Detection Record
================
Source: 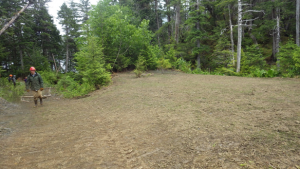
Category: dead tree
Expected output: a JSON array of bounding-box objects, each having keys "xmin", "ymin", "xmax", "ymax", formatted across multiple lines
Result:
[
  {"xmin": 0, "ymin": 1, "xmax": 33, "ymax": 36},
  {"xmin": 297, "ymin": 0, "xmax": 300, "ymax": 46},
  {"xmin": 236, "ymin": 0, "xmax": 264, "ymax": 73}
]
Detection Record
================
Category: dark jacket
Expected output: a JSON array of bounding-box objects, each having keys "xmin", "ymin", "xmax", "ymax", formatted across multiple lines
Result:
[
  {"xmin": 26, "ymin": 72, "xmax": 44, "ymax": 91},
  {"xmin": 8, "ymin": 76, "xmax": 16, "ymax": 84}
]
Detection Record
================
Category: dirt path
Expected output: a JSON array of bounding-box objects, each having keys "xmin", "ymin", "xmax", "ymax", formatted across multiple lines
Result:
[{"xmin": 1, "ymin": 72, "xmax": 300, "ymax": 168}]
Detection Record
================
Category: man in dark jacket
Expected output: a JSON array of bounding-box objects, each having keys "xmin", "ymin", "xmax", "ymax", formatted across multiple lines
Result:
[
  {"xmin": 26, "ymin": 67, "xmax": 44, "ymax": 107},
  {"xmin": 8, "ymin": 74, "xmax": 16, "ymax": 86},
  {"xmin": 8, "ymin": 74, "xmax": 12, "ymax": 82}
]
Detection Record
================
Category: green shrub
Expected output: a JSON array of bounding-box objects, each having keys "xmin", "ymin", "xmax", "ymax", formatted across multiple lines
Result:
[
  {"xmin": 252, "ymin": 68, "xmax": 266, "ymax": 77},
  {"xmin": 39, "ymin": 71, "xmax": 59, "ymax": 86},
  {"xmin": 265, "ymin": 68, "xmax": 278, "ymax": 77},
  {"xmin": 56, "ymin": 75, "xmax": 94, "ymax": 98},
  {"xmin": 0, "ymin": 78, "xmax": 25, "ymax": 102},
  {"xmin": 176, "ymin": 58, "xmax": 192, "ymax": 73},
  {"xmin": 134, "ymin": 56, "xmax": 146, "ymax": 78},
  {"xmin": 251, "ymin": 68, "xmax": 278, "ymax": 78},
  {"xmin": 75, "ymin": 36, "xmax": 111, "ymax": 88},
  {"xmin": 157, "ymin": 58, "xmax": 172, "ymax": 73},
  {"xmin": 143, "ymin": 45, "xmax": 161, "ymax": 70},
  {"xmin": 292, "ymin": 46, "xmax": 300, "ymax": 71},
  {"xmin": 215, "ymin": 67, "xmax": 238, "ymax": 76},
  {"xmin": 164, "ymin": 47, "xmax": 177, "ymax": 68},
  {"xmin": 241, "ymin": 45, "xmax": 265, "ymax": 74},
  {"xmin": 278, "ymin": 37, "xmax": 300, "ymax": 76},
  {"xmin": 192, "ymin": 68, "xmax": 202, "ymax": 74}
]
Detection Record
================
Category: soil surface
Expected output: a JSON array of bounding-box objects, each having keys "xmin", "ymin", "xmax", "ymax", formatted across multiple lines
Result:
[{"xmin": 1, "ymin": 71, "xmax": 300, "ymax": 169}]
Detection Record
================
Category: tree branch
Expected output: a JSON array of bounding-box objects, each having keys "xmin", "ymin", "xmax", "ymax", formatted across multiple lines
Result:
[
  {"xmin": 0, "ymin": 1, "xmax": 32, "ymax": 36},
  {"xmin": 243, "ymin": 10, "xmax": 265, "ymax": 14}
]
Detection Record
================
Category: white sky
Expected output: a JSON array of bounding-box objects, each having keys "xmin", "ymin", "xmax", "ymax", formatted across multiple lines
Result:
[{"xmin": 46, "ymin": 0, "xmax": 99, "ymax": 35}]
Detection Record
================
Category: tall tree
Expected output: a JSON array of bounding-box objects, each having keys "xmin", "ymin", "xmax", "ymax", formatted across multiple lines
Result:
[
  {"xmin": 78, "ymin": 0, "xmax": 91, "ymax": 23},
  {"xmin": 58, "ymin": 3, "xmax": 72, "ymax": 73},
  {"xmin": 228, "ymin": 4, "xmax": 235, "ymax": 65},
  {"xmin": 196, "ymin": 0, "xmax": 200, "ymax": 68},
  {"xmin": 175, "ymin": 0, "xmax": 181, "ymax": 43},
  {"xmin": 236, "ymin": 0, "xmax": 264, "ymax": 73},
  {"xmin": 155, "ymin": 0, "xmax": 160, "ymax": 45},
  {"xmin": 58, "ymin": 2, "xmax": 79, "ymax": 72},
  {"xmin": 165, "ymin": 0, "xmax": 172, "ymax": 43},
  {"xmin": 236, "ymin": 0, "xmax": 242, "ymax": 73},
  {"xmin": 297, "ymin": 0, "xmax": 300, "ymax": 46}
]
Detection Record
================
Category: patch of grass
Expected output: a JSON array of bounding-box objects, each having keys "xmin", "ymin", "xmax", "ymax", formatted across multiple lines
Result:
[{"xmin": 0, "ymin": 78, "xmax": 25, "ymax": 102}]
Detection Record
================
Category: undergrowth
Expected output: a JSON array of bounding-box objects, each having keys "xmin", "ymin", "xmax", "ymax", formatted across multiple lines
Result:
[{"xmin": 0, "ymin": 78, "xmax": 25, "ymax": 102}]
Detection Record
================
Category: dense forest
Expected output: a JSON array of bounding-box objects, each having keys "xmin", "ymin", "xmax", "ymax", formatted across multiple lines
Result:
[{"xmin": 0, "ymin": 0, "xmax": 300, "ymax": 97}]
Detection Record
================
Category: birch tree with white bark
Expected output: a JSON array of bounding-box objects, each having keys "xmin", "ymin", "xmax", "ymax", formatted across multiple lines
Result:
[
  {"xmin": 196, "ymin": 0, "xmax": 201, "ymax": 68},
  {"xmin": 236, "ymin": 0, "xmax": 264, "ymax": 73},
  {"xmin": 297, "ymin": 0, "xmax": 300, "ymax": 46}
]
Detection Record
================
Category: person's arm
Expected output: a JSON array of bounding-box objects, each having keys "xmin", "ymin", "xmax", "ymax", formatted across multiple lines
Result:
[{"xmin": 38, "ymin": 74, "xmax": 44, "ymax": 88}]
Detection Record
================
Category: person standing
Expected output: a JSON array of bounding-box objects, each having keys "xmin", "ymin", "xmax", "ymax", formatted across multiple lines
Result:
[
  {"xmin": 12, "ymin": 75, "xmax": 16, "ymax": 86},
  {"xmin": 26, "ymin": 67, "xmax": 44, "ymax": 107},
  {"xmin": 8, "ymin": 74, "xmax": 16, "ymax": 86}
]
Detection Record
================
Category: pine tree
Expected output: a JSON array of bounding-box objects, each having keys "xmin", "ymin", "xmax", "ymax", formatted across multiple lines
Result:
[{"xmin": 58, "ymin": 2, "xmax": 79, "ymax": 72}]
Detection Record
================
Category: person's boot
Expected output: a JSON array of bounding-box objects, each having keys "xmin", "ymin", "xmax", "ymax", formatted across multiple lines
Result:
[
  {"xmin": 40, "ymin": 98, "xmax": 43, "ymax": 105},
  {"xmin": 34, "ymin": 100, "xmax": 38, "ymax": 108}
]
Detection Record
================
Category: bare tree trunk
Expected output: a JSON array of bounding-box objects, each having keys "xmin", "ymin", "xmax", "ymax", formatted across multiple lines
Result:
[
  {"xmin": 297, "ymin": 0, "xmax": 300, "ymax": 46},
  {"xmin": 272, "ymin": 0, "xmax": 276, "ymax": 62},
  {"xmin": 276, "ymin": 10, "xmax": 280, "ymax": 70},
  {"xmin": 236, "ymin": 0, "xmax": 242, "ymax": 73},
  {"xmin": 228, "ymin": 5, "xmax": 235, "ymax": 66},
  {"xmin": 20, "ymin": 47, "xmax": 24, "ymax": 71},
  {"xmin": 196, "ymin": 0, "xmax": 200, "ymax": 69},
  {"xmin": 165, "ymin": 0, "xmax": 172, "ymax": 43},
  {"xmin": 248, "ymin": 1, "xmax": 258, "ymax": 48},
  {"xmin": 0, "ymin": 2, "xmax": 31, "ymax": 36},
  {"xmin": 65, "ymin": 28, "xmax": 69, "ymax": 73},
  {"xmin": 175, "ymin": 0, "xmax": 181, "ymax": 44},
  {"xmin": 155, "ymin": 0, "xmax": 160, "ymax": 46}
]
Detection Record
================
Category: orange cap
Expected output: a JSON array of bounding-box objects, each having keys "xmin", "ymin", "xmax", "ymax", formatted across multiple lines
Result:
[
  {"xmin": 30, "ymin": 67, "xmax": 36, "ymax": 71},
  {"xmin": 9, "ymin": 74, "xmax": 12, "ymax": 77}
]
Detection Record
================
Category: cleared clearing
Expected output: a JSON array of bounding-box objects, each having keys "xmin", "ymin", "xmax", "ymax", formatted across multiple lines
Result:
[{"xmin": 1, "ymin": 71, "xmax": 300, "ymax": 168}]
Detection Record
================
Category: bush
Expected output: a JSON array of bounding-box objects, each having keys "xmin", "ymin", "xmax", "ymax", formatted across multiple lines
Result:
[
  {"xmin": 176, "ymin": 58, "xmax": 192, "ymax": 73},
  {"xmin": 56, "ymin": 75, "xmax": 94, "ymax": 98},
  {"xmin": 251, "ymin": 68, "xmax": 278, "ymax": 78},
  {"xmin": 143, "ymin": 45, "xmax": 161, "ymax": 70},
  {"xmin": 215, "ymin": 67, "xmax": 239, "ymax": 76},
  {"xmin": 0, "ymin": 78, "xmax": 25, "ymax": 102},
  {"xmin": 39, "ymin": 71, "xmax": 59, "ymax": 86},
  {"xmin": 241, "ymin": 45, "xmax": 265, "ymax": 74},
  {"xmin": 75, "ymin": 36, "xmax": 111, "ymax": 88},
  {"xmin": 134, "ymin": 56, "xmax": 146, "ymax": 77},
  {"xmin": 157, "ymin": 58, "xmax": 172, "ymax": 73},
  {"xmin": 164, "ymin": 47, "xmax": 177, "ymax": 68},
  {"xmin": 278, "ymin": 37, "xmax": 300, "ymax": 76}
]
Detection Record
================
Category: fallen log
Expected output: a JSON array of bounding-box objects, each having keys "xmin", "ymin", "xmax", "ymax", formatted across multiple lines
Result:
[{"xmin": 21, "ymin": 95, "xmax": 51, "ymax": 98}]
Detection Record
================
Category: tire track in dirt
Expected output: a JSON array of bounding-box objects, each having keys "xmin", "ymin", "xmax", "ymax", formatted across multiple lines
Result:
[{"xmin": 96, "ymin": 113, "xmax": 147, "ymax": 169}]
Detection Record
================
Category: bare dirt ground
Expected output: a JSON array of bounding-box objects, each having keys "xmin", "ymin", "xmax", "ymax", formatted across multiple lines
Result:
[{"xmin": 1, "ymin": 71, "xmax": 300, "ymax": 169}]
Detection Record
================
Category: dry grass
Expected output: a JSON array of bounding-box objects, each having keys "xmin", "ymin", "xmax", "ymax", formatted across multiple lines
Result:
[{"xmin": 1, "ymin": 71, "xmax": 300, "ymax": 168}]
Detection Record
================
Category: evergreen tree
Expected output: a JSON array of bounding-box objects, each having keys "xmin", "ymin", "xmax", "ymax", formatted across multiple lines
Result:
[{"xmin": 58, "ymin": 2, "xmax": 79, "ymax": 72}]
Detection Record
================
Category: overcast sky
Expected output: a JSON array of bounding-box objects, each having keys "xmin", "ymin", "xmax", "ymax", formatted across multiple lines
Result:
[{"xmin": 46, "ymin": 0, "xmax": 99, "ymax": 35}]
